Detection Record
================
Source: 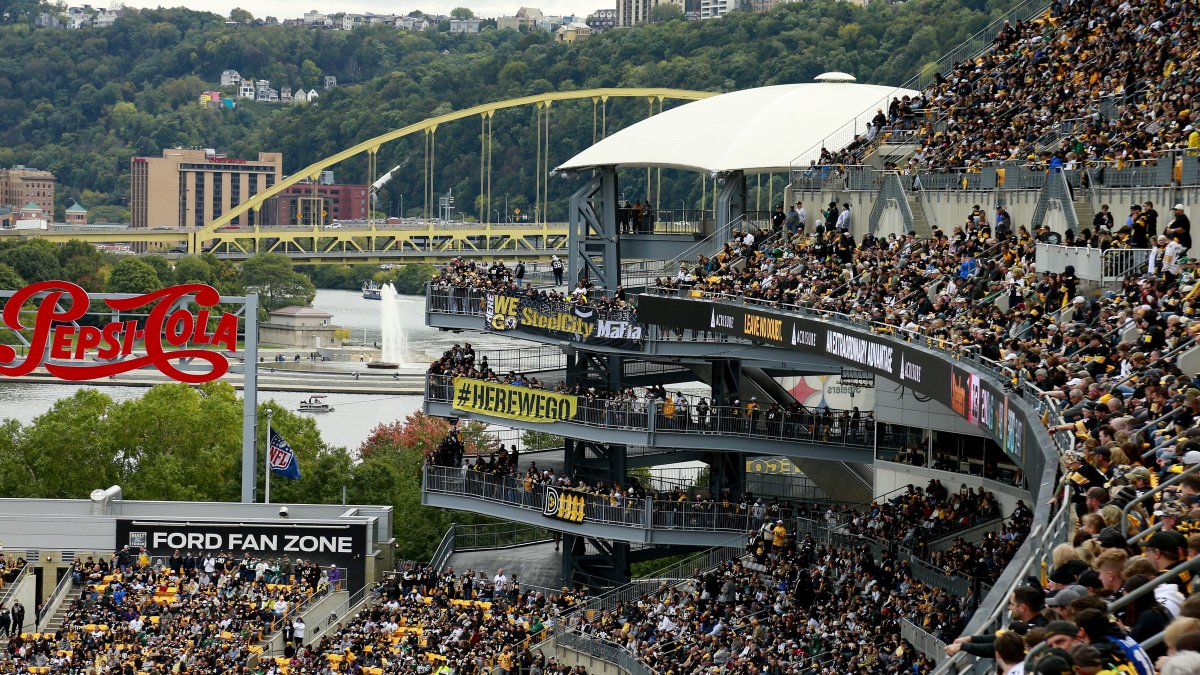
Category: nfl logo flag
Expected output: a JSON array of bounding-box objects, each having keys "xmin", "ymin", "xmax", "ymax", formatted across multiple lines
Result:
[{"xmin": 268, "ymin": 429, "xmax": 301, "ymax": 480}]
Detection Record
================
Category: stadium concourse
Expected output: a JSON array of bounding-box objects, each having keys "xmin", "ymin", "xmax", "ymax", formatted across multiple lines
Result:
[{"xmin": 425, "ymin": 160, "xmax": 1200, "ymax": 675}]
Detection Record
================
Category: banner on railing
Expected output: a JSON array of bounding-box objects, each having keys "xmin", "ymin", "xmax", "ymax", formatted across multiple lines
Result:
[
  {"xmin": 639, "ymin": 294, "xmax": 1031, "ymax": 463},
  {"xmin": 452, "ymin": 377, "xmax": 578, "ymax": 423},
  {"xmin": 544, "ymin": 486, "xmax": 586, "ymax": 523},
  {"xmin": 484, "ymin": 293, "xmax": 644, "ymax": 350}
]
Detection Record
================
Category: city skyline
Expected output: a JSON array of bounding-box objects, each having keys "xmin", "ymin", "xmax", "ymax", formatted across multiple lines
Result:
[{"xmin": 120, "ymin": 0, "xmax": 593, "ymax": 20}]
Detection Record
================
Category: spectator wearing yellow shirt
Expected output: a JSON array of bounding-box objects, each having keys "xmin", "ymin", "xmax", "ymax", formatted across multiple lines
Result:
[
  {"xmin": 497, "ymin": 648, "xmax": 515, "ymax": 675},
  {"xmin": 772, "ymin": 520, "xmax": 787, "ymax": 549}
]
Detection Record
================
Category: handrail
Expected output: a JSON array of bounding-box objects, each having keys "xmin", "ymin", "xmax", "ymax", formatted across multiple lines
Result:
[
  {"xmin": 0, "ymin": 564, "xmax": 29, "ymax": 608},
  {"xmin": 1108, "ymin": 554, "xmax": 1200, "ymax": 613},
  {"xmin": 262, "ymin": 580, "xmax": 340, "ymax": 653},
  {"xmin": 430, "ymin": 523, "xmax": 456, "ymax": 571},
  {"xmin": 1120, "ymin": 463, "xmax": 1200, "ymax": 538},
  {"xmin": 1137, "ymin": 408, "xmax": 1187, "ymax": 461},
  {"xmin": 303, "ymin": 581, "xmax": 378, "ymax": 647},
  {"xmin": 35, "ymin": 566, "xmax": 74, "ymax": 630}
]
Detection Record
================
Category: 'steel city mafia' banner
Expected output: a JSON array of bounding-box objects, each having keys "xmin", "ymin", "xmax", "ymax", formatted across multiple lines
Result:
[
  {"xmin": 637, "ymin": 294, "xmax": 1027, "ymax": 462},
  {"xmin": 451, "ymin": 377, "xmax": 578, "ymax": 423},
  {"xmin": 115, "ymin": 518, "xmax": 369, "ymax": 591},
  {"xmin": 484, "ymin": 293, "xmax": 644, "ymax": 350}
]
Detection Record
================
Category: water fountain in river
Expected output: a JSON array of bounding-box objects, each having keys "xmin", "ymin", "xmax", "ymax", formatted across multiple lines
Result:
[{"xmin": 368, "ymin": 283, "xmax": 405, "ymax": 369}]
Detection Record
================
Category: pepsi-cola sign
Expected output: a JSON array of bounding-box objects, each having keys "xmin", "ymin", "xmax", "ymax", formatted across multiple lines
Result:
[{"xmin": 0, "ymin": 281, "xmax": 238, "ymax": 384}]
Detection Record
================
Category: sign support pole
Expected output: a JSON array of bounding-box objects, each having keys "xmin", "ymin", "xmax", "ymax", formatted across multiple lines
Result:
[
  {"xmin": 265, "ymin": 409, "xmax": 274, "ymax": 504},
  {"xmin": 241, "ymin": 293, "xmax": 259, "ymax": 503}
]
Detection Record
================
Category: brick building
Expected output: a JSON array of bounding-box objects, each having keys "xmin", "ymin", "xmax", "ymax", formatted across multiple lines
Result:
[
  {"xmin": 0, "ymin": 166, "xmax": 56, "ymax": 215},
  {"xmin": 274, "ymin": 182, "xmax": 369, "ymax": 227},
  {"xmin": 130, "ymin": 149, "xmax": 282, "ymax": 229}
]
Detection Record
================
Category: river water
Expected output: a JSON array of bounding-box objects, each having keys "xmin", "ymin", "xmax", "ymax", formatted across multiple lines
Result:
[{"xmin": 0, "ymin": 289, "xmax": 516, "ymax": 450}]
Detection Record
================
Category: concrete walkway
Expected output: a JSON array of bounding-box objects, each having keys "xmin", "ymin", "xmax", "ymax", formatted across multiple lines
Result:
[{"xmin": 446, "ymin": 541, "xmax": 564, "ymax": 591}]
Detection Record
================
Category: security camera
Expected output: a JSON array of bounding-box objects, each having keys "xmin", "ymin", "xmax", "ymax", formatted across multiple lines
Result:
[{"xmin": 279, "ymin": 506, "xmax": 289, "ymax": 518}]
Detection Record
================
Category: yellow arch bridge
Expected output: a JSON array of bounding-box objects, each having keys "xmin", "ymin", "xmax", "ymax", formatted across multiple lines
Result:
[{"xmin": 0, "ymin": 88, "xmax": 716, "ymax": 265}]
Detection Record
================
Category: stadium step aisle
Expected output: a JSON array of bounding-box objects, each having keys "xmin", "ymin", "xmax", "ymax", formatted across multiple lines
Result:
[{"xmin": 40, "ymin": 584, "xmax": 83, "ymax": 635}]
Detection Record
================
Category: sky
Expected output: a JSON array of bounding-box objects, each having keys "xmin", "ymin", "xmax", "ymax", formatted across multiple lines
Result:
[{"xmin": 120, "ymin": 0, "xmax": 597, "ymax": 20}]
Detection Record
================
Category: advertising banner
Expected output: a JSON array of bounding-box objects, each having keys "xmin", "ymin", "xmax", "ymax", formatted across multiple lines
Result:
[
  {"xmin": 451, "ymin": 377, "xmax": 578, "ymax": 423},
  {"xmin": 115, "ymin": 518, "xmax": 369, "ymax": 591},
  {"xmin": 484, "ymin": 293, "xmax": 644, "ymax": 350},
  {"xmin": 0, "ymin": 281, "xmax": 238, "ymax": 384},
  {"xmin": 637, "ymin": 294, "xmax": 1028, "ymax": 463},
  {"xmin": 543, "ymin": 486, "xmax": 586, "ymax": 523},
  {"xmin": 637, "ymin": 294, "xmax": 948, "ymax": 400}
]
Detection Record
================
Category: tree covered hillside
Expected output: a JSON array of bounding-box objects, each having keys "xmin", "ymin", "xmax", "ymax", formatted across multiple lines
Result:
[{"xmin": 0, "ymin": 0, "xmax": 1017, "ymax": 220}]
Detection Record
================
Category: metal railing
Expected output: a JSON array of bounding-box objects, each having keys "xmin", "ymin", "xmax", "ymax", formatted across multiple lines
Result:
[
  {"xmin": 901, "ymin": 618, "xmax": 949, "ymax": 662},
  {"xmin": 303, "ymin": 581, "xmax": 378, "ymax": 647},
  {"xmin": 616, "ymin": 208, "xmax": 707, "ymax": 236},
  {"xmin": 0, "ymin": 564, "xmax": 28, "ymax": 609},
  {"xmin": 452, "ymin": 522, "xmax": 553, "ymax": 551},
  {"xmin": 427, "ymin": 374, "xmax": 875, "ymax": 448},
  {"xmin": 1035, "ymin": 243, "xmax": 1154, "ymax": 282},
  {"xmin": 425, "ymin": 465, "xmax": 862, "ymax": 538},
  {"xmin": 35, "ymin": 567, "xmax": 74, "ymax": 630},
  {"xmin": 554, "ymin": 626, "xmax": 655, "ymax": 675}
]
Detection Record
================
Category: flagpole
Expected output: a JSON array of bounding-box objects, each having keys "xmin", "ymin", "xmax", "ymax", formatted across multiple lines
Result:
[{"xmin": 265, "ymin": 409, "xmax": 274, "ymax": 504}]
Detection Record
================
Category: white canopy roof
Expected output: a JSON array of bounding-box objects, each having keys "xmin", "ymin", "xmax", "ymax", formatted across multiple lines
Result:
[{"xmin": 558, "ymin": 77, "xmax": 919, "ymax": 175}]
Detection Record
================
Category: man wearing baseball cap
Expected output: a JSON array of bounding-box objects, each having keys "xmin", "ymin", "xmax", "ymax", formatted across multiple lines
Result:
[{"xmin": 1140, "ymin": 530, "xmax": 1192, "ymax": 596}]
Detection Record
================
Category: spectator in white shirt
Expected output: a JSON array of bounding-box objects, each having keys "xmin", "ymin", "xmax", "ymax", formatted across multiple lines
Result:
[{"xmin": 835, "ymin": 203, "xmax": 852, "ymax": 231}]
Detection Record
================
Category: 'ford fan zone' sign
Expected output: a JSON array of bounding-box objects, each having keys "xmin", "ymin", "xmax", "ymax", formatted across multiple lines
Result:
[{"xmin": 0, "ymin": 281, "xmax": 238, "ymax": 384}]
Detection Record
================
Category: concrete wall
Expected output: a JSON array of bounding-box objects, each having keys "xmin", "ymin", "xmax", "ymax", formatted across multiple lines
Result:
[
  {"xmin": 554, "ymin": 640, "xmax": 629, "ymax": 675},
  {"xmin": 874, "ymin": 377, "xmax": 982, "ymax": 437},
  {"xmin": 4, "ymin": 571, "xmax": 36, "ymax": 635},
  {"xmin": 791, "ymin": 184, "xmax": 1200, "ymax": 238},
  {"xmin": 265, "ymin": 589, "xmax": 349, "ymax": 656},
  {"xmin": 874, "ymin": 460, "xmax": 1030, "ymax": 520}
]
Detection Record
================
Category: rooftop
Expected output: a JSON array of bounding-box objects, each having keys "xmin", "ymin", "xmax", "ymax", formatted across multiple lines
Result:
[{"xmin": 558, "ymin": 76, "xmax": 918, "ymax": 174}]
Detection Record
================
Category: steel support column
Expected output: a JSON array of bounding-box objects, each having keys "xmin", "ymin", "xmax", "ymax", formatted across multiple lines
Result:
[
  {"xmin": 562, "ymin": 535, "xmax": 630, "ymax": 589},
  {"xmin": 716, "ymin": 171, "xmax": 746, "ymax": 242},
  {"xmin": 567, "ymin": 167, "xmax": 621, "ymax": 290}
]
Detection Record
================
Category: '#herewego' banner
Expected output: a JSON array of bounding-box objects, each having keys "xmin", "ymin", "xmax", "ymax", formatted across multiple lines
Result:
[{"xmin": 451, "ymin": 377, "xmax": 578, "ymax": 423}]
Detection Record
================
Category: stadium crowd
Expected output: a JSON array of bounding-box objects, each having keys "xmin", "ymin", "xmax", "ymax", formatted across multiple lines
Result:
[
  {"xmin": 563, "ymin": 537, "xmax": 948, "ymax": 674},
  {"xmin": 421, "ymin": 179, "xmax": 1198, "ymax": 673},
  {"xmin": 274, "ymin": 565, "xmax": 588, "ymax": 675},
  {"xmin": 3, "ymin": 549, "xmax": 337, "ymax": 674},
  {"xmin": 905, "ymin": 0, "xmax": 1200, "ymax": 170}
]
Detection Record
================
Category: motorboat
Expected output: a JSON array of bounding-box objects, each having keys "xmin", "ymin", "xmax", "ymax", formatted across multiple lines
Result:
[
  {"xmin": 298, "ymin": 395, "xmax": 334, "ymax": 413},
  {"xmin": 362, "ymin": 280, "xmax": 382, "ymax": 300}
]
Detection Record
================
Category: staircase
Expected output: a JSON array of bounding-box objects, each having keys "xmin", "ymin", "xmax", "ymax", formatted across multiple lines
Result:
[
  {"xmin": 40, "ymin": 584, "xmax": 82, "ymax": 634},
  {"xmin": 740, "ymin": 368, "xmax": 873, "ymax": 504},
  {"xmin": 1073, "ymin": 197, "xmax": 1095, "ymax": 233},
  {"xmin": 906, "ymin": 195, "xmax": 933, "ymax": 238}
]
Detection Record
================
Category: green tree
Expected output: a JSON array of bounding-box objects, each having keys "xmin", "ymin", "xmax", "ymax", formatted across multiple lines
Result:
[
  {"xmin": 2, "ymin": 389, "xmax": 123, "ymax": 498},
  {"xmin": 173, "ymin": 256, "xmax": 216, "ymax": 285},
  {"xmin": 649, "ymin": 4, "xmax": 684, "ymax": 22},
  {"xmin": 0, "ymin": 263, "xmax": 25, "ymax": 290},
  {"xmin": 107, "ymin": 257, "xmax": 163, "ymax": 294},
  {"xmin": 521, "ymin": 429, "xmax": 563, "ymax": 451},
  {"xmin": 0, "ymin": 240, "xmax": 62, "ymax": 283},
  {"xmin": 229, "ymin": 7, "xmax": 255, "ymax": 23},
  {"xmin": 450, "ymin": 7, "xmax": 475, "ymax": 19},
  {"xmin": 240, "ymin": 253, "xmax": 317, "ymax": 313},
  {"xmin": 87, "ymin": 205, "xmax": 130, "ymax": 224}
]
